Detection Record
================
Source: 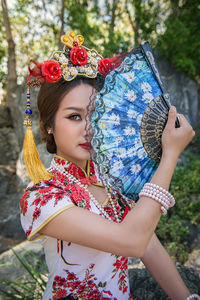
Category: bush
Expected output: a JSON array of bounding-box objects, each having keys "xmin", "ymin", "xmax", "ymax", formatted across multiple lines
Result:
[{"xmin": 156, "ymin": 154, "xmax": 200, "ymax": 263}]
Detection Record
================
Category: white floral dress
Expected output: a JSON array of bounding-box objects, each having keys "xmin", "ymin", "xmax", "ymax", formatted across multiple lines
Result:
[{"xmin": 20, "ymin": 156, "xmax": 135, "ymax": 300}]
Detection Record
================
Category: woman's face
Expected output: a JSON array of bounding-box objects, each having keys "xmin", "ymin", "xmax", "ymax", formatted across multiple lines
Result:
[{"xmin": 51, "ymin": 83, "xmax": 93, "ymax": 169}]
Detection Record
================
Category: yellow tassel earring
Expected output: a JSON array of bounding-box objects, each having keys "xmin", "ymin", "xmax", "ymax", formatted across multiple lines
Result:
[{"xmin": 23, "ymin": 87, "xmax": 53, "ymax": 184}]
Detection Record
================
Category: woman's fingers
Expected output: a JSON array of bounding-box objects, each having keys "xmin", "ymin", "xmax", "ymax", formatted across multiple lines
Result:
[
  {"xmin": 165, "ymin": 106, "xmax": 177, "ymax": 130},
  {"xmin": 161, "ymin": 106, "xmax": 195, "ymax": 159},
  {"xmin": 177, "ymin": 113, "xmax": 192, "ymax": 129},
  {"xmin": 177, "ymin": 114, "xmax": 195, "ymax": 138}
]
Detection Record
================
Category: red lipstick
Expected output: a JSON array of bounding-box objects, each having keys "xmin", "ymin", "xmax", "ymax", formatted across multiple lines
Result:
[{"xmin": 79, "ymin": 142, "xmax": 92, "ymax": 150}]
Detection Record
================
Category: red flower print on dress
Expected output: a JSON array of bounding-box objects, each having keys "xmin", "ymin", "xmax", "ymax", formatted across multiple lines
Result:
[
  {"xmin": 54, "ymin": 157, "xmax": 66, "ymax": 165},
  {"xmin": 20, "ymin": 192, "xmax": 29, "ymax": 215},
  {"xmin": 52, "ymin": 263, "xmax": 114, "ymax": 299},
  {"xmin": 111, "ymin": 255, "xmax": 129, "ymax": 294},
  {"xmin": 53, "ymin": 288, "xmax": 67, "ymax": 300},
  {"xmin": 33, "ymin": 197, "xmax": 41, "ymax": 206},
  {"xmin": 40, "ymin": 194, "xmax": 52, "ymax": 206},
  {"xmin": 33, "ymin": 207, "xmax": 41, "ymax": 220},
  {"xmin": 68, "ymin": 184, "xmax": 91, "ymax": 210},
  {"xmin": 54, "ymin": 275, "xmax": 61, "ymax": 282},
  {"xmin": 54, "ymin": 191, "xmax": 65, "ymax": 205},
  {"xmin": 113, "ymin": 256, "xmax": 128, "ymax": 272},
  {"xmin": 87, "ymin": 289, "xmax": 100, "ymax": 298},
  {"xmin": 103, "ymin": 193, "xmax": 123, "ymax": 222},
  {"xmin": 67, "ymin": 162, "xmax": 85, "ymax": 178},
  {"xmin": 37, "ymin": 187, "xmax": 53, "ymax": 194},
  {"xmin": 25, "ymin": 225, "xmax": 32, "ymax": 238},
  {"xmin": 121, "ymin": 206, "xmax": 130, "ymax": 220}
]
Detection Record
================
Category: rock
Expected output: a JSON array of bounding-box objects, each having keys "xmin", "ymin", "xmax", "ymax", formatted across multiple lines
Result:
[
  {"xmin": 0, "ymin": 166, "xmax": 15, "ymax": 196},
  {"xmin": 0, "ymin": 239, "xmax": 45, "ymax": 281},
  {"xmin": 129, "ymin": 265, "xmax": 200, "ymax": 299},
  {"xmin": 0, "ymin": 127, "xmax": 19, "ymax": 166},
  {"xmin": 196, "ymin": 257, "xmax": 200, "ymax": 268},
  {"xmin": 154, "ymin": 51, "xmax": 200, "ymax": 129},
  {"xmin": 0, "ymin": 105, "xmax": 12, "ymax": 128},
  {"xmin": 191, "ymin": 225, "xmax": 200, "ymax": 250},
  {"xmin": 0, "ymin": 192, "xmax": 25, "ymax": 241},
  {"xmin": 185, "ymin": 249, "xmax": 200, "ymax": 276},
  {"xmin": 0, "ymin": 239, "xmax": 46, "ymax": 300},
  {"xmin": 0, "ymin": 166, "xmax": 25, "ymax": 253}
]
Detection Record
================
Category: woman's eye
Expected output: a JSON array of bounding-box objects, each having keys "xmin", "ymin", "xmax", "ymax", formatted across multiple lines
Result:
[{"xmin": 68, "ymin": 114, "xmax": 81, "ymax": 121}]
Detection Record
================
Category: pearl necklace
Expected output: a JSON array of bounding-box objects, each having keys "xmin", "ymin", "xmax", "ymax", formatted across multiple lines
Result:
[{"xmin": 49, "ymin": 160, "xmax": 121, "ymax": 223}]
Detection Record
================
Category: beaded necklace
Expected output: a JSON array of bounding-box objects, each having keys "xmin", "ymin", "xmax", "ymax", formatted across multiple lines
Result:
[{"xmin": 49, "ymin": 159, "xmax": 121, "ymax": 223}]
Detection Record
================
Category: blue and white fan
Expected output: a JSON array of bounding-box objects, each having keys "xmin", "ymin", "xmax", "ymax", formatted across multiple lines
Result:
[{"xmin": 89, "ymin": 42, "xmax": 179, "ymax": 200}]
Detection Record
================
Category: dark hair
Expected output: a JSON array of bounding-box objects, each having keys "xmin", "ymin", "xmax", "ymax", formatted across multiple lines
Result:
[{"xmin": 37, "ymin": 75, "xmax": 104, "ymax": 153}]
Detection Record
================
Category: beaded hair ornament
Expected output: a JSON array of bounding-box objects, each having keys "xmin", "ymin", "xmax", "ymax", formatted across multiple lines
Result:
[{"xmin": 23, "ymin": 30, "xmax": 114, "ymax": 184}]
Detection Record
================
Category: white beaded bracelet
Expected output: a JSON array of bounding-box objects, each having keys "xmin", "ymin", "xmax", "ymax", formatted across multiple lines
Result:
[
  {"xmin": 186, "ymin": 294, "xmax": 200, "ymax": 300},
  {"xmin": 139, "ymin": 189, "xmax": 170, "ymax": 215},
  {"xmin": 146, "ymin": 183, "xmax": 175, "ymax": 207},
  {"xmin": 139, "ymin": 183, "xmax": 175, "ymax": 215}
]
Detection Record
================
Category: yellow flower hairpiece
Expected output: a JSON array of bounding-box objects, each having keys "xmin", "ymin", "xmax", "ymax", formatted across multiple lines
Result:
[
  {"xmin": 51, "ymin": 30, "xmax": 103, "ymax": 81},
  {"xmin": 61, "ymin": 30, "xmax": 84, "ymax": 48}
]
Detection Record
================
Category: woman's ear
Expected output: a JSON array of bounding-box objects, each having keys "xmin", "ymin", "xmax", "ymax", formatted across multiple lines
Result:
[{"xmin": 47, "ymin": 128, "xmax": 53, "ymax": 135}]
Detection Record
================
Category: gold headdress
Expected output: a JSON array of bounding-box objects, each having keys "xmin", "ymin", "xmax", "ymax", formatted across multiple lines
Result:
[
  {"xmin": 24, "ymin": 30, "xmax": 107, "ymax": 184},
  {"xmin": 27, "ymin": 30, "xmax": 103, "ymax": 87},
  {"xmin": 52, "ymin": 30, "xmax": 103, "ymax": 81}
]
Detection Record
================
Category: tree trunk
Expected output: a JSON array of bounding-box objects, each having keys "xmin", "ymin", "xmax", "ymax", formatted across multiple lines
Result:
[
  {"xmin": 1, "ymin": 0, "xmax": 21, "ymax": 148},
  {"xmin": 59, "ymin": 0, "xmax": 65, "ymax": 48},
  {"xmin": 125, "ymin": 0, "xmax": 139, "ymax": 46},
  {"xmin": 1, "ymin": 0, "xmax": 17, "ymax": 102}
]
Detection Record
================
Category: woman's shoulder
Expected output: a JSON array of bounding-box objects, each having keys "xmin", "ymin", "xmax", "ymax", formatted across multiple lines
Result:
[
  {"xmin": 20, "ymin": 176, "xmax": 75, "ymax": 241},
  {"xmin": 19, "ymin": 176, "xmax": 65, "ymax": 215}
]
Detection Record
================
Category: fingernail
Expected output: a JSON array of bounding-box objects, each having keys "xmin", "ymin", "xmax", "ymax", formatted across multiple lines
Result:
[{"xmin": 170, "ymin": 106, "xmax": 176, "ymax": 112}]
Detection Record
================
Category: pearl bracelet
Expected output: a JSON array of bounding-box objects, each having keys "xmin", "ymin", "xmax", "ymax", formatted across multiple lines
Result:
[
  {"xmin": 139, "ymin": 183, "xmax": 175, "ymax": 215},
  {"xmin": 186, "ymin": 294, "xmax": 200, "ymax": 300},
  {"xmin": 146, "ymin": 183, "xmax": 175, "ymax": 207}
]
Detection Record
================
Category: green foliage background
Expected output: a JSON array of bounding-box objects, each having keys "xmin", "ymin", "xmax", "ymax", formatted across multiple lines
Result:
[
  {"xmin": 0, "ymin": 0, "xmax": 199, "ymax": 86},
  {"xmin": 156, "ymin": 128, "xmax": 200, "ymax": 263}
]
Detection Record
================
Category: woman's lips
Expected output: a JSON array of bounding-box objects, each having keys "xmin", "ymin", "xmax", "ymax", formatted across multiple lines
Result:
[{"xmin": 79, "ymin": 142, "xmax": 92, "ymax": 150}]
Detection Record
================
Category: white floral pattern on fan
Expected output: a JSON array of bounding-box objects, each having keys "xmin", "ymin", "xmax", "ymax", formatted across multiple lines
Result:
[{"xmin": 91, "ymin": 47, "xmax": 166, "ymax": 200}]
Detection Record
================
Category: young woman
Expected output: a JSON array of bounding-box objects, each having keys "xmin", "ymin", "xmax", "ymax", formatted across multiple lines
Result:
[{"xmin": 20, "ymin": 31, "xmax": 198, "ymax": 300}]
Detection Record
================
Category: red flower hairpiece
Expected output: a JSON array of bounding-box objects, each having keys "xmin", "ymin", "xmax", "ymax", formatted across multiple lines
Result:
[
  {"xmin": 70, "ymin": 46, "xmax": 88, "ymax": 66},
  {"xmin": 98, "ymin": 53, "xmax": 127, "ymax": 77},
  {"xmin": 27, "ymin": 60, "xmax": 62, "ymax": 87},
  {"xmin": 98, "ymin": 57, "xmax": 119, "ymax": 77}
]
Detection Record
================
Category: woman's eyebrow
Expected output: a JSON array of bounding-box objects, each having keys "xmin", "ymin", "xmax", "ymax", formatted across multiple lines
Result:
[{"xmin": 63, "ymin": 107, "xmax": 85, "ymax": 112}]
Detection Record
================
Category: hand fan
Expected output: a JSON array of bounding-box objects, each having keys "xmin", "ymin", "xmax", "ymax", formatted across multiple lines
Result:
[{"xmin": 88, "ymin": 42, "xmax": 179, "ymax": 201}]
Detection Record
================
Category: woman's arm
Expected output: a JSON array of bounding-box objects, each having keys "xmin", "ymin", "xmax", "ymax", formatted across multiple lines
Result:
[
  {"xmin": 40, "ymin": 107, "xmax": 195, "ymax": 257},
  {"xmin": 40, "ymin": 153, "xmax": 177, "ymax": 258},
  {"xmin": 141, "ymin": 234, "xmax": 190, "ymax": 300}
]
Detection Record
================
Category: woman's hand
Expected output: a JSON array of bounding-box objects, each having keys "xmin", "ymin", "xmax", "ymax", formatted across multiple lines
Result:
[{"xmin": 161, "ymin": 106, "xmax": 195, "ymax": 160}]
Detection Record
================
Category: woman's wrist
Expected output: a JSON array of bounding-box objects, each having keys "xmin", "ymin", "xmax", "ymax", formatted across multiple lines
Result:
[
  {"xmin": 150, "ymin": 152, "xmax": 178, "ymax": 191},
  {"xmin": 160, "ymin": 150, "xmax": 179, "ymax": 166},
  {"xmin": 186, "ymin": 294, "xmax": 200, "ymax": 300}
]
